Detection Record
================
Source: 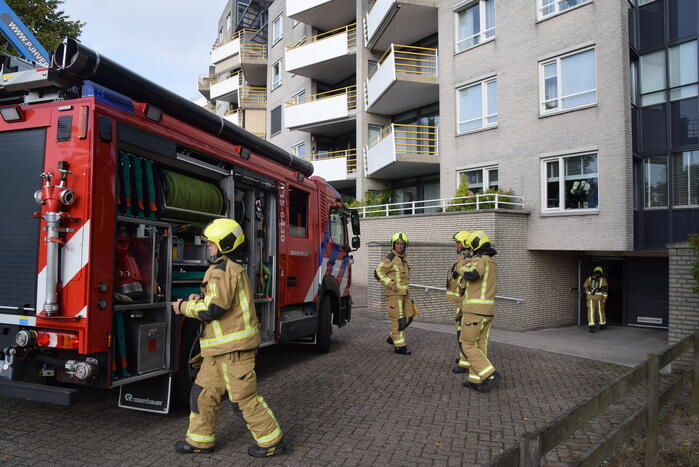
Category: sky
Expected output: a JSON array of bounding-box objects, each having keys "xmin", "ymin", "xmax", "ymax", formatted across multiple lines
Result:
[{"xmin": 60, "ymin": 0, "xmax": 228, "ymax": 100}]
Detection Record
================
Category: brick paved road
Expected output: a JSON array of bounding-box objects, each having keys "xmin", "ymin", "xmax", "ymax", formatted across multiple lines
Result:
[{"xmin": 0, "ymin": 309, "xmax": 628, "ymax": 466}]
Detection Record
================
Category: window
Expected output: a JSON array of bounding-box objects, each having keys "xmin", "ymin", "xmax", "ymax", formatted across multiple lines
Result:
[
  {"xmin": 457, "ymin": 167, "xmax": 498, "ymax": 193},
  {"xmin": 289, "ymin": 187, "xmax": 308, "ymax": 238},
  {"xmin": 643, "ymin": 156, "xmax": 668, "ymax": 208},
  {"xmin": 270, "ymin": 105, "xmax": 281, "ymax": 135},
  {"xmin": 330, "ymin": 212, "xmax": 346, "ymax": 246},
  {"xmin": 272, "ymin": 61, "xmax": 282, "ymax": 89},
  {"xmin": 541, "ymin": 48, "xmax": 597, "ymax": 113},
  {"xmin": 456, "ymin": 0, "xmax": 495, "ymax": 52},
  {"xmin": 226, "ymin": 11, "xmax": 232, "ymax": 31},
  {"xmin": 272, "ymin": 15, "xmax": 283, "ymax": 44},
  {"xmin": 542, "ymin": 154, "xmax": 598, "ymax": 211},
  {"xmin": 670, "ymin": 0, "xmax": 698, "ymax": 41},
  {"xmin": 538, "ymin": 0, "xmax": 591, "ymax": 19},
  {"xmin": 669, "ymin": 40, "xmax": 698, "ymax": 101},
  {"xmin": 368, "ymin": 124, "xmax": 382, "ymax": 144},
  {"xmin": 631, "ymin": 60, "xmax": 638, "ymax": 106},
  {"xmin": 291, "ymin": 141, "xmax": 306, "ymax": 157},
  {"xmin": 290, "ymin": 89, "xmax": 305, "ymax": 104},
  {"xmin": 639, "ymin": 49, "xmax": 665, "ymax": 106},
  {"xmin": 672, "ymin": 151, "xmax": 699, "ymax": 206},
  {"xmin": 457, "ymin": 78, "xmax": 497, "ymax": 133}
]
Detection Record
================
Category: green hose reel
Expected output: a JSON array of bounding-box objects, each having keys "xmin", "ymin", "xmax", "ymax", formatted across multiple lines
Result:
[{"xmin": 160, "ymin": 170, "xmax": 225, "ymax": 223}]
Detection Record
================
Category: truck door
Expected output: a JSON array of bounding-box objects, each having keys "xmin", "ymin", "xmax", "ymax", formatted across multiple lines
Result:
[{"xmin": 283, "ymin": 184, "xmax": 316, "ymax": 304}]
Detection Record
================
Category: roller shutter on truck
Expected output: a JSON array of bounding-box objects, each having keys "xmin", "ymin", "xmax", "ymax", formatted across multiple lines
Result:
[{"xmin": 0, "ymin": 128, "xmax": 45, "ymax": 314}]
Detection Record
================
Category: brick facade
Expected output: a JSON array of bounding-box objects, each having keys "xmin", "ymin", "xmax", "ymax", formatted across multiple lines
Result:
[
  {"xmin": 357, "ymin": 210, "xmax": 580, "ymax": 330},
  {"xmin": 668, "ymin": 241, "xmax": 699, "ymax": 365}
]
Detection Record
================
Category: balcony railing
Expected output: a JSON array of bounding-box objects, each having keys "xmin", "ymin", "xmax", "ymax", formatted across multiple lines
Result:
[
  {"xmin": 284, "ymin": 85, "xmax": 357, "ymax": 111},
  {"xmin": 240, "ymin": 42, "xmax": 267, "ymax": 60},
  {"xmin": 368, "ymin": 124, "xmax": 438, "ymax": 155},
  {"xmin": 198, "ymin": 74, "xmax": 216, "ymax": 89},
  {"xmin": 285, "ymin": 23, "xmax": 357, "ymax": 51},
  {"xmin": 240, "ymin": 86, "xmax": 266, "ymax": 106},
  {"xmin": 300, "ymin": 149, "xmax": 357, "ymax": 174},
  {"xmin": 213, "ymin": 28, "xmax": 258, "ymax": 50},
  {"xmin": 368, "ymin": 44, "xmax": 437, "ymax": 80},
  {"xmin": 355, "ymin": 193, "xmax": 525, "ymax": 218}
]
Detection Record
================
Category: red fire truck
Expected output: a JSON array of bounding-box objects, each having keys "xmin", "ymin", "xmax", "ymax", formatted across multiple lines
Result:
[{"xmin": 0, "ymin": 38, "xmax": 359, "ymax": 412}]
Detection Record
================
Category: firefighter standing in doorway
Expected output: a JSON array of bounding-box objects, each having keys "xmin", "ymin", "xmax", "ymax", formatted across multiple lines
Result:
[
  {"xmin": 375, "ymin": 232, "xmax": 419, "ymax": 355},
  {"xmin": 458, "ymin": 230, "xmax": 502, "ymax": 393},
  {"xmin": 447, "ymin": 231, "xmax": 472, "ymax": 373},
  {"xmin": 171, "ymin": 219, "xmax": 284, "ymax": 457},
  {"xmin": 583, "ymin": 266, "xmax": 608, "ymax": 333}
]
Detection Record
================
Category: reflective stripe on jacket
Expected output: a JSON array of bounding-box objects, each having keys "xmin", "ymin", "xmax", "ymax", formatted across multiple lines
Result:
[
  {"xmin": 181, "ymin": 257, "xmax": 259, "ymax": 356},
  {"xmin": 374, "ymin": 250, "xmax": 411, "ymax": 296},
  {"xmin": 460, "ymin": 254, "xmax": 497, "ymax": 316},
  {"xmin": 447, "ymin": 252, "xmax": 471, "ymax": 304}
]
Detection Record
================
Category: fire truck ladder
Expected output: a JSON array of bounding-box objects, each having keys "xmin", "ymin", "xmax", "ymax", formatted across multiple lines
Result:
[{"xmin": 0, "ymin": 0, "xmax": 50, "ymax": 67}]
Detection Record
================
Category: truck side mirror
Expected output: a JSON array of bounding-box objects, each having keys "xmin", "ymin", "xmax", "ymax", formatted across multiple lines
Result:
[
  {"xmin": 351, "ymin": 236, "xmax": 360, "ymax": 250},
  {"xmin": 350, "ymin": 210, "xmax": 360, "ymax": 236}
]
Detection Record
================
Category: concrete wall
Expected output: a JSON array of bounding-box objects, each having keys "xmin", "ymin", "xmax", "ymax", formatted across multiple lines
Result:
[
  {"xmin": 356, "ymin": 210, "xmax": 580, "ymax": 330},
  {"xmin": 668, "ymin": 241, "xmax": 699, "ymax": 366},
  {"xmin": 438, "ymin": 0, "xmax": 633, "ymax": 252}
]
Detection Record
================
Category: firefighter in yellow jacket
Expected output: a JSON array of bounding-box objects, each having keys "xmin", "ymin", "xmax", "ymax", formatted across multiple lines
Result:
[
  {"xmin": 448, "ymin": 231, "xmax": 472, "ymax": 373},
  {"xmin": 583, "ymin": 266, "xmax": 608, "ymax": 333},
  {"xmin": 171, "ymin": 219, "xmax": 283, "ymax": 457},
  {"xmin": 458, "ymin": 231, "xmax": 501, "ymax": 393},
  {"xmin": 375, "ymin": 232, "xmax": 417, "ymax": 355}
]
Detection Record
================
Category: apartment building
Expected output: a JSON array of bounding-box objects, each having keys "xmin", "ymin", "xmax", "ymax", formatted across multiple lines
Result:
[{"xmin": 196, "ymin": 0, "xmax": 698, "ymax": 331}]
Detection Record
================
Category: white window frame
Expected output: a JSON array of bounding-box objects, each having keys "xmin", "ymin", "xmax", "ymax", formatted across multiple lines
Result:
[
  {"xmin": 290, "ymin": 88, "xmax": 306, "ymax": 104},
  {"xmin": 456, "ymin": 77, "xmax": 498, "ymax": 134},
  {"xmin": 291, "ymin": 141, "xmax": 306, "ymax": 157},
  {"xmin": 456, "ymin": 165, "xmax": 498, "ymax": 192},
  {"xmin": 455, "ymin": 0, "xmax": 496, "ymax": 53},
  {"xmin": 272, "ymin": 15, "xmax": 283, "ymax": 45},
  {"xmin": 537, "ymin": 0, "xmax": 592, "ymax": 20},
  {"xmin": 540, "ymin": 153, "xmax": 599, "ymax": 213},
  {"xmin": 539, "ymin": 47, "xmax": 597, "ymax": 115},
  {"xmin": 272, "ymin": 60, "xmax": 282, "ymax": 90}
]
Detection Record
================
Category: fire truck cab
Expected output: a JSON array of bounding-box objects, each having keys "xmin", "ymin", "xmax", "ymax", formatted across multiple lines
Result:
[{"xmin": 0, "ymin": 38, "xmax": 359, "ymax": 412}]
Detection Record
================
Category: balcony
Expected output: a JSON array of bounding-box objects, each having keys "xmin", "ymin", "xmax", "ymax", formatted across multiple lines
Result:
[
  {"xmin": 224, "ymin": 109, "xmax": 241, "ymax": 126},
  {"xmin": 287, "ymin": 0, "xmax": 356, "ymax": 30},
  {"xmin": 284, "ymin": 86, "xmax": 357, "ymax": 136},
  {"xmin": 301, "ymin": 149, "xmax": 357, "ymax": 189},
  {"xmin": 197, "ymin": 74, "xmax": 215, "ymax": 99},
  {"xmin": 366, "ymin": 124, "xmax": 439, "ymax": 178},
  {"xmin": 366, "ymin": 44, "xmax": 438, "ymax": 115},
  {"xmin": 365, "ymin": 0, "xmax": 437, "ymax": 51},
  {"xmin": 285, "ymin": 24, "xmax": 357, "ymax": 84},
  {"xmin": 211, "ymin": 29, "xmax": 267, "ymax": 85},
  {"xmin": 210, "ymin": 72, "xmax": 266, "ymax": 109}
]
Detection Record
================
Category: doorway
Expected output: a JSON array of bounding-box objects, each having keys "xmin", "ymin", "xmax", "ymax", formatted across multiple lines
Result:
[{"xmin": 578, "ymin": 259, "xmax": 623, "ymax": 325}]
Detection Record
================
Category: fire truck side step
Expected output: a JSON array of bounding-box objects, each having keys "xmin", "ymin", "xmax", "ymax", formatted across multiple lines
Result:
[
  {"xmin": 280, "ymin": 309, "xmax": 318, "ymax": 343},
  {"xmin": 0, "ymin": 379, "xmax": 78, "ymax": 406}
]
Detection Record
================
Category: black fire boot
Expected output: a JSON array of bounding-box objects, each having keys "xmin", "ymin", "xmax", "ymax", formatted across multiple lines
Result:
[
  {"xmin": 462, "ymin": 381, "xmax": 480, "ymax": 391},
  {"xmin": 588, "ymin": 326, "xmax": 596, "ymax": 333},
  {"xmin": 386, "ymin": 336, "xmax": 394, "ymax": 345},
  {"xmin": 174, "ymin": 440, "xmax": 215, "ymax": 454},
  {"xmin": 599, "ymin": 324, "xmax": 607, "ymax": 330},
  {"xmin": 248, "ymin": 439, "xmax": 285, "ymax": 458},
  {"xmin": 452, "ymin": 366, "xmax": 467, "ymax": 374},
  {"xmin": 477, "ymin": 372, "xmax": 502, "ymax": 393},
  {"xmin": 394, "ymin": 346, "xmax": 411, "ymax": 355}
]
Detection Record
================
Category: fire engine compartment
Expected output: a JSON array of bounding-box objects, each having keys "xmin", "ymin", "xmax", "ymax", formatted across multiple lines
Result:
[{"xmin": 110, "ymin": 131, "xmax": 278, "ymax": 386}]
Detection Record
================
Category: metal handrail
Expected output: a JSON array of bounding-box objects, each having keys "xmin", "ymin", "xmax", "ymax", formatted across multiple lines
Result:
[
  {"xmin": 367, "ymin": 123, "xmax": 438, "ymax": 156},
  {"xmin": 240, "ymin": 42, "xmax": 268, "ymax": 60},
  {"xmin": 216, "ymin": 71, "xmax": 242, "ymax": 84},
  {"xmin": 285, "ymin": 23, "xmax": 357, "ymax": 50},
  {"xmin": 284, "ymin": 85, "xmax": 357, "ymax": 110},
  {"xmin": 409, "ymin": 284, "xmax": 524, "ymax": 303},
  {"xmin": 212, "ymin": 28, "xmax": 260, "ymax": 50},
  {"xmin": 197, "ymin": 74, "xmax": 216, "ymax": 88},
  {"xmin": 240, "ymin": 86, "xmax": 266, "ymax": 106},
  {"xmin": 355, "ymin": 193, "xmax": 525, "ymax": 217},
  {"xmin": 299, "ymin": 149, "xmax": 358, "ymax": 173},
  {"xmin": 369, "ymin": 44, "xmax": 438, "ymax": 80}
]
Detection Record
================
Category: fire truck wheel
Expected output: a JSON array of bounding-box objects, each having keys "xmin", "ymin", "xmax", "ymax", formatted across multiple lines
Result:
[
  {"xmin": 314, "ymin": 294, "xmax": 333, "ymax": 353},
  {"xmin": 173, "ymin": 319, "xmax": 200, "ymax": 409}
]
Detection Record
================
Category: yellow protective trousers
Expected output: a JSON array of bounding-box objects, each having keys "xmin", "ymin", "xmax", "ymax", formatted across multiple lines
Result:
[
  {"xmin": 587, "ymin": 297, "xmax": 607, "ymax": 326},
  {"xmin": 459, "ymin": 313, "xmax": 495, "ymax": 384},
  {"xmin": 387, "ymin": 295, "xmax": 415, "ymax": 348},
  {"xmin": 186, "ymin": 350, "xmax": 282, "ymax": 449},
  {"xmin": 455, "ymin": 307, "xmax": 470, "ymax": 369}
]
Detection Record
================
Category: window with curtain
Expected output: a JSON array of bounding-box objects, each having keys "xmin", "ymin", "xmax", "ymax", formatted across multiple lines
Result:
[
  {"xmin": 643, "ymin": 156, "xmax": 668, "ymax": 208},
  {"xmin": 457, "ymin": 78, "xmax": 497, "ymax": 133},
  {"xmin": 672, "ymin": 151, "xmax": 699, "ymax": 206},
  {"xmin": 541, "ymin": 48, "xmax": 597, "ymax": 113},
  {"xmin": 542, "ymin": 154, "xmax": 598, "ymax": 211},
  {"xmin": 456, "ymin": 0, "xmax": 495, "ymax": 52},
  {"xmin": 538, "ymin": 0, "xmax": 590, "ymax": 19}
]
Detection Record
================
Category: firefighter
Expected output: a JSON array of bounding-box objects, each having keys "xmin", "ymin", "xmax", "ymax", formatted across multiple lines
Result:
[
  {"xmin": 459, "ymin": 230, "xmax": 501, "ymax": 393},
  {"xmin": 171, "ymin": 219, "xmax": 284, "ymax": 457},
  {"xmin": 448, "ymin": 231, "xmax": 472, "ymax": 373},
  {"xmin": 583, "ymin": 266, "xmax": 608, "ymax": 333},
  {"xmin": 375, "ymin": 232, "xmax": 416, "ymax": 355}
]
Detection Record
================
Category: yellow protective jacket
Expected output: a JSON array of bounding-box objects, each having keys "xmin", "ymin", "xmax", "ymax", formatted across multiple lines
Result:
[
  {"xmin": 180, "ymin": 257, "xmax": 259, "ymax": 357},
  {"xmin": 374, "ymin": 250, "xmax": 410, "ymax": 296},
  {"xmin": 459, "ymin": 254, "xmax": 497, "ymax": 317},
  {"xmin": 447, "ymin": 252, "xmax": 471, "ymax": 304},
  {"xmin": 583, "ymin": 276, "xmax": 608, "ymax": 301}
]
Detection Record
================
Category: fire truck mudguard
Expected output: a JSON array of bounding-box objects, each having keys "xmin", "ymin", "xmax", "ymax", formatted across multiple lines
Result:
[{"xmin": 52, "ymin": 37, "xmax": 314, "ymax": 178}]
